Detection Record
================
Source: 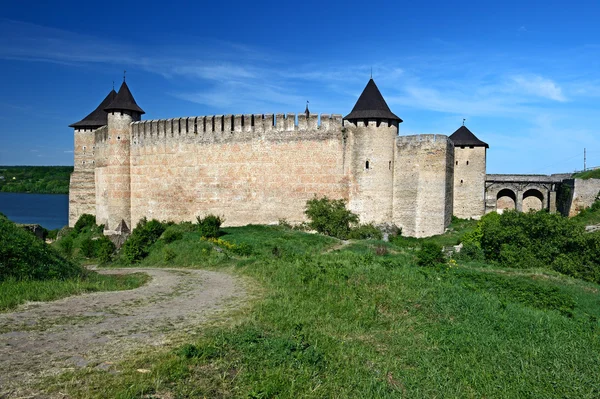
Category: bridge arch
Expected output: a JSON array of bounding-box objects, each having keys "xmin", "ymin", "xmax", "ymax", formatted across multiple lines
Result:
[
  {"xmin": 522, "ymin": 188, "xmax": 544, "ymax": 212},
  {"xmin": 496, "ymin": 188, "xmax": 517, "ymax": 211}
]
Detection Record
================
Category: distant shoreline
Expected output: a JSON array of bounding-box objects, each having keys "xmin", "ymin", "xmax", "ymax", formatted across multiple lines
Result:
[{"xmin": 0, "ymin": 166, "xmax": 72, "ymax": 195}]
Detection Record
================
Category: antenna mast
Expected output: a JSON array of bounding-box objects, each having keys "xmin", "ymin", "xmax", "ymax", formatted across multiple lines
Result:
[{"xmin": 584, "ymin": 148, "xmax": 587, "ymax": 171}]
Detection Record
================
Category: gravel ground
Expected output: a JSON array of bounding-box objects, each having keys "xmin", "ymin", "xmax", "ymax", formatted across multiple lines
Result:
[{"xmin": 0, "ymin": 268, "xmax": 246, "ymax": 397}]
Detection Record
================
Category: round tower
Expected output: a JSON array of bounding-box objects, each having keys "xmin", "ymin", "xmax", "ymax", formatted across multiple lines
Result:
[
  {"xmin": 102, "ymin": 79, "xmax": 144, "ymax": 234},
  {"xmin": 449, "ymin": 124, "xmax": 488, "ymax": 219},
  {"xmin": 68, "ymin": 89, "xmax": 116, "ymax": 227},
  {"xmin": 344, "ymin": 78, "xmax": 402, "ymax": 225}
]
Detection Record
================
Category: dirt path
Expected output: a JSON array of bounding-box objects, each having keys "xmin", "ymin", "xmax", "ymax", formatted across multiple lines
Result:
[{"xmin": 0, "ymin": 268, "xmax": 246, "ymax": 397}]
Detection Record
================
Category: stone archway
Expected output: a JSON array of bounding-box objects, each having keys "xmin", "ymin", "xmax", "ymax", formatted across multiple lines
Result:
[
  {"xmin": 522, "ymin": 188, "xmax": 544, "ymax": 212},
  {"xmin": 496, "ymin": 188, "xmax": 516, "ymax": 212}
]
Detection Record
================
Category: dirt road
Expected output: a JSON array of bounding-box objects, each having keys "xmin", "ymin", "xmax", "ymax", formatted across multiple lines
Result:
[{"xmin": 0, "ymin": 268, "xmax": 246, "ymax": 396}]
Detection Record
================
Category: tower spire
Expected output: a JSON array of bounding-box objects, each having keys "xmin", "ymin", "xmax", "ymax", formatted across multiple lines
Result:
[{"xmin": 123, "ymin": 70, "xmax": 126, "ymax": 82}]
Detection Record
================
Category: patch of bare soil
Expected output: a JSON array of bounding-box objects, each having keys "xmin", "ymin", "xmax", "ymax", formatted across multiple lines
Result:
[{"xmin": 0, "ymin": 268, "xmax": 246, "ymax": 397}]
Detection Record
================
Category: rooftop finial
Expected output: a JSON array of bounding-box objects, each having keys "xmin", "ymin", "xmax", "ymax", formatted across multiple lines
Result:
[
  {"xmin": 305, "ymin": 101, "xmax": 310, "ymax": 117},
  {"xmin": 370, "ymin": 67, "xmax": 373, "ymax": 79},
  {"xmin": 123, "ymin": 70, "xmax": 126, "ymax": 82},
  {"xmin": 112, "ymin": 81, "xmax": 114, "ymax": 90},
  {"xmin": 462, "ymin": 118, "xmax": 466, "ymax": 126}
]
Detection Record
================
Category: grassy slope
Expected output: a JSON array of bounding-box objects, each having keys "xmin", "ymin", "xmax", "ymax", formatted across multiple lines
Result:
[
  {"xmin": 573, "ymin": 169, "xmax": 600, "ymax": 179},
  {"xmin": 0, "ymin": 273, "xmax": 150, "ymax": 312},
  {"xmin": 47, "ymin": 224, "xmax": 600, "ymax": 398},
  {"xmin": 0, "ymin": 165, "xmax": 72, "ymax": 194}
]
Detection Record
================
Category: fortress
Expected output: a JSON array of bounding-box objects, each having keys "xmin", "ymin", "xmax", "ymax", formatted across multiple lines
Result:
[{"xmin": 68, "ymin": 78, "xmax": 506, "ymax": 237}]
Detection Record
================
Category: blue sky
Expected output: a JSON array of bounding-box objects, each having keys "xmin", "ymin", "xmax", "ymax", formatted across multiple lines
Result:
[{"xmin": 0, "ymin": 0, "xmax": 599, "ymax": 173}]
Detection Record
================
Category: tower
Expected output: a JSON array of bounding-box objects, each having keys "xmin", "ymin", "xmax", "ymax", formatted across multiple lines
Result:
[
  {"xmin": 344, "ymin": 78, "xmax": 402, "ymax": 224},
  {"xmin": 449, "ymin": 124, "xmax": 488, "ymax": 219},
  {"xmin": 68, "ymin": 89, "xmax": 116, "ymax": 226},
  {"xmin": 102, "ymin": 79, "xmax": 144, "ymax": 234}
]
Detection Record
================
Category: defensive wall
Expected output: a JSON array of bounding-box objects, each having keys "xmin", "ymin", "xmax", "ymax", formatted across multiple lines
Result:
[
  {"xmin": 68, "ymin": 127, "xmax": 98, "ymax": 226},
  {"xmin": 89, "ymin": 113, "xmax": 453, "ymax": 237}
]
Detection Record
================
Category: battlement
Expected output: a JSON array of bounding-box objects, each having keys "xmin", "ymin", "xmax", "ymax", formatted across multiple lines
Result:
[
  {"xmin": 94, "ymin": 125, "xmax": 109, "ymax": 143},
  {"xmin": 128, "ymin": 113, "xmax": 343, "ymax": 146}
]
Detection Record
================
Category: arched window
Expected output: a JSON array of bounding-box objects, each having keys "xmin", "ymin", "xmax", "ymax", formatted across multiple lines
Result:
[{"xmin": 365, "ymin": 160, "xmax": 370, "ymax": 170}]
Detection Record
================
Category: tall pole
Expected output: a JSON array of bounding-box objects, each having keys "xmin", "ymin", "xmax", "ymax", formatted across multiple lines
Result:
[{"xmin": 584, "ymin": 148, "xmax": 587, "ymax": 171}]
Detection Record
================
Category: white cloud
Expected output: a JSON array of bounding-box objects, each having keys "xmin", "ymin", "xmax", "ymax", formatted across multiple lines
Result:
[{"xmin": 511, "ymin": 75, "xmax": 567, "ymax": 102}]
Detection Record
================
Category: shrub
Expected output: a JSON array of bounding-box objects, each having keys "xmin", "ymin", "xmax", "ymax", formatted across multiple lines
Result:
[
  {"xmin": 161, "ymin": 227, "xmax": 183, "ymax": 244},
  {"xmin": 59, "ymin": 236, "xmax": 74, "ymax": 258},
  {"xmin": 197, "ymin": 214, "xmax": 224, "ymax": 239},
  {"xmin": 73, "ymin": 214, "xmax": 96, "ymax": 233},
  {"xmin": 416, "ymin": 242, "xmax": 445, "ymax": 267},
  {"xmin": 120, "ymin": 218, "xmax": 166, "ymax": 264},
  {"xmin": 164, "ymin": 247, "xmax": 177, "ymax": 262},
  {"xmin": 348, "ymin": 223, "xmax": 383, "ymax": 240},
  {"xmin": 0, "ymin": 213, "xmax": 83, "ymax": 281},
  {"xmin": 80, "ymin": 237, "xmax": 96, "ymax": 258},
  {"xmin": 232, "ymin": 242, "xmax": 253, "ymax": 256},
  {"xmin": 453, "ymin": 242, "xmax": 484, "ymax": 262},
  {"xmin": 305, "ymin": 196, "xmax": 359, "ymax": 239},
  {"xmin": 96, "ymin": 236, "xmax": 116, "ymax": 263}
]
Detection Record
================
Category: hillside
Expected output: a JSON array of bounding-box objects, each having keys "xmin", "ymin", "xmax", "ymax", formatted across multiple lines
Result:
[
  {"xmin": 0, "ymin": 166, "xmax": 73, "ymax": 194},
  {"xmin": 45, "ymin": 217, "xmax": 600, "ymax": 398}
]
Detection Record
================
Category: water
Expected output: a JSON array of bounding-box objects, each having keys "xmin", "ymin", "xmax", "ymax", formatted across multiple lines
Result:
[{"xmin": 0, "ymin": 192, "xmax": 69, "ymax": 230}]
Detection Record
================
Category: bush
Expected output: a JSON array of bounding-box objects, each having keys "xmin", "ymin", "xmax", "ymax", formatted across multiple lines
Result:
[
  {"xmin": 348, "ymin": 223, "xmax": 383, "ymax": 240},
  {"xmin": 231, "ymin": 242, "xmax": 253, "ymax": 256},
  {"xmin": 59, "ymin": 236, "xmax": 74, "ymax": 258},
  {"xmin": 197, "ymin": 214, "xmax": 224, "ymax": 239},
  {"xmin": 305, "ymin": 196, "xmax": 359, "ymax": 239},
  {"xmin": 161, "ymin": 227, "xmax": 184, "ymax": 244},
  {"xmin": 96, "ymin": 236, "xmax": 116, "ymax": 263},
  {"xmin": 73, "ymin": 214, "xmax": 96, "ymax": 233},
  {"xmin": 416, "ymin": 242, "xmax": 445, "ymax": 267},
  {"xmin": 80, "ymin": 237, "xmax": 96, "ymax": 258},
  {"xmin": 164, "ymin": 247, "xmax": 177, "ymax": 262},
  {"xmin": 0, "ymin": 214, "xmax": 83, "ymax": 281},
  {"xmin": 453, "ymin": 242, "xmax": 484, "ymax": 262},
  {"xmin": 120, "ymin": 218, "xmax": 166, "ymax": 264}
]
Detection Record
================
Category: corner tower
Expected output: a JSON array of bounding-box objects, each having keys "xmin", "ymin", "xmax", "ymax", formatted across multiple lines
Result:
[
  {"xmin": 449, "ymin": 124, "xmax": 488, "ymax": 219},
  {"xmin": 344, "ymin": 78, "xmax": 402, "ymax": 224},
  {"xmin": 68, "ymin": 89, "xmax": 116, "ymax": 226},
  {"xmin": 101, "ymin": 80, "xmax": 144, "ymax": 234}
]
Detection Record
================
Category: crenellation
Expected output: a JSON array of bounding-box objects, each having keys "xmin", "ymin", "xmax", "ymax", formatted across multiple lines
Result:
[
  {"xmin": 308, "ymin": 114, "xmax": 318, "ymax": 130},
  {"xmin": 275, "ymin": 113, "xmax": 285, "ymax": 131},
  {"xmin": 233, "ymin": 114, "xmax": 242, "ymax": 132},
  {"xmin": 296, "ymin": 113, "xmax": 306, "ymax": 130},
  {"xmin": 151, "ymin": 120, "xmax": 159, "ymax": 137},
  {"xmin": 284, "ymin": 113, "xmax": 296, "ymax": 131}
]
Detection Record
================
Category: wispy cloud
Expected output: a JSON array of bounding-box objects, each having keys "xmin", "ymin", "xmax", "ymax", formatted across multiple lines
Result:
[{"xmin": 511, "ymin": 75, "xmax": 567, "ymax": 102}]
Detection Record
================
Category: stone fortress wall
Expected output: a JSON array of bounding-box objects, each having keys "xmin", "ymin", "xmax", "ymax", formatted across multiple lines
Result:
[{"xmin": 88, "ymin": 112, "xmax": 453, "ymax": 237}]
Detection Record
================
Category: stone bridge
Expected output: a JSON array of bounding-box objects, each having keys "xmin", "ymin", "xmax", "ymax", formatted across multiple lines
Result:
[{"xmin": 484, "ymin": 174, "xmax": 572, "ymax": 214}]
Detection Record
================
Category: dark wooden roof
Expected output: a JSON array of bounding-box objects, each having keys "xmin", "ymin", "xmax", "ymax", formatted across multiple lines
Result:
[
  {"xmin": 69, "ymin": 90, "xmax": 117, "ymax": 128},
  {"xmin": 344, "ymin": 78, "xmax": 402, "ymax": 122},
  {"xmin": 104, "ymin": 81, "xmax": 145, "ymax": 114},
  {"xmin": 449, "ymin": 125, "xmax": 489, "ymax": 148}
]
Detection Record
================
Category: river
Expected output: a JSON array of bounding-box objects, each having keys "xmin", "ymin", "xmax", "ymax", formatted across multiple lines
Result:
[{"xmin": 0, "ymin": 192, "xmax": 69, "ymax": 230}]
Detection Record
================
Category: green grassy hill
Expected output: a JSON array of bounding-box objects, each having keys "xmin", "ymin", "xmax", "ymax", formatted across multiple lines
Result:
[
  {"xmin": 47, "ymin": 219, "xmax": 600, "ymax": 398},
  {"xmin": 0, "ymin": 166, "xmax": 73, "ymax": 194}
]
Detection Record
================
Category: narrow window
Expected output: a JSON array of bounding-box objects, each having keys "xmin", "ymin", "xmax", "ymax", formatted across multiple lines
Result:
[
  {"xmin": 466, "ymin": 161, "xmax": 469, "ymax": 165},
  {"xmin": 460, "ymin": 146, "xmax": 465, "ymax": 149},
  {"xmin": 469, "ymin": 146, "xmax": 474, "ymax": 149},
  {"xmin": 365, "ymin": 160, "xmax": 370, "ymax": 170},
  {"xmin": 455, "ymin": 161, "xmax": 458, "ymax": 165},
  {"xmin": 460, "ymin": 179, "xmax": 463, "ymax": 184},
  {"xmin": 389, "ymin": 161, "xmax": 392, "ymax": 170}
]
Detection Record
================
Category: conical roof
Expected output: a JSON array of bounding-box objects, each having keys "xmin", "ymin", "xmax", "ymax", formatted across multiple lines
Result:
[
  {"xmin": 449, "ymin": 125, "xmax": 489, "ymax": 148},
  {"xmin": 104, "ymin": 81, "xmax": 145, "ymax": 114},
  {"xmin": 344, "ymin": 78, "xmax": 402, "ymax": 122},
  {"xmin": 69, "ymin": 89, "xmax": 117, "ymax": 128}
]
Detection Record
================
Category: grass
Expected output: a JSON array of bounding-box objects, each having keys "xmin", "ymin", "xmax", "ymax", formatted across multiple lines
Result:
[
  {"xmin": 573, "ymin": 168, "xmax": 600, "ymax": 179},
  {"xmin": 572, "ymin": 200, "xmax": 600, "ymax": 226},
  {"xmin": 0, "ymin": 272, "xmax": 150, "ymax": 312},
  {"xmin": 43, "ymin": 224, "xmax": 600, "ymax": 398}
]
